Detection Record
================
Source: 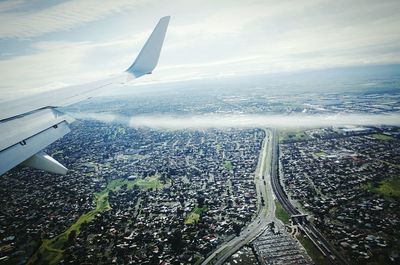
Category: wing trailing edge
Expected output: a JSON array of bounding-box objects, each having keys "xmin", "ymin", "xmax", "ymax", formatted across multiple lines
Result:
[{"xmin": 0, "ymin": 119, "xmax": 71, "ymax": 176}]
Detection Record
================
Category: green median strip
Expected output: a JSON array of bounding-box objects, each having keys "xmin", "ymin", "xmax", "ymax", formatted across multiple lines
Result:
[
  {"xmin": 296, "ymin": 235, "xmax": 331, "ymax": 265},
  {"xmin": 274, "ymin": 199, "xmax": 290, "ymax": 224}
]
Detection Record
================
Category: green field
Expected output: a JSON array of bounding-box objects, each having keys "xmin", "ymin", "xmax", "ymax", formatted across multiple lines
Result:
[
  {"xmin": 111, "ymin": 127, "xmax": 126, "ymax": 139},
  {"xmin": 133, "ymin": 175, "xmax": 164, "ymax": 190},
  {"xmin": 184, "ymin": 206, "xmax": 207, "ymax": 225},
  {"xmin": 215, "ymin": 144, "xmax": 221, "ymax": 152},
  {"xmin": 296, "ymin": 235, "xmax": 331, "ymax": 265},
  {"xmin": 371, "ymin": 133, "xmax": 394, "ymax": 141},
  {"xmin": 274, "ymin": 200, "xmax": 290, "ymax": 224},
  {"xmin": 366, "ymin": 177, "xmax": 400, "ymax": 198},
  {"xmin": 28, "ymin": 175, "xmax": 164, "ymax": 265},
  {"xmin": 314, "ymin": 151, "xmax": 326, "ymax": 157},
  {"xmin": 193, "ymin": 254, "xmax": 203, "ymax": 265},
  {"xmin": 279, "ymin": 130, "xmax": 310, "ymax": 142},
  {"xmin": 223, "ymin": 160, "xmax": 233, "ymax": 171}
]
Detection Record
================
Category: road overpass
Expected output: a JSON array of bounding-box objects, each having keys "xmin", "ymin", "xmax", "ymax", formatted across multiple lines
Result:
[
  {"xmin": 270, "ymin": 129, "xmax": 349, "ymax": 265},
  {"xmin": 203, "ymin": 129, "xmax": 348, "ymax": 265},
  {"xmin": 201, "ymin": 130, "xmax": 275, "ymax": 265}
]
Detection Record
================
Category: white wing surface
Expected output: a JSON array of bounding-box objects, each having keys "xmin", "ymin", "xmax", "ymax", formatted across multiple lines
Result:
[{"xmin": 0, "ymin": 16, "xmax": 170, "ymax": 176}]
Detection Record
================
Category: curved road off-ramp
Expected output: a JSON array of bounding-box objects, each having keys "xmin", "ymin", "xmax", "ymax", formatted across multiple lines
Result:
[{"xmin": 201, "ymin": 130, "xmax": 276, "ymax": 265}]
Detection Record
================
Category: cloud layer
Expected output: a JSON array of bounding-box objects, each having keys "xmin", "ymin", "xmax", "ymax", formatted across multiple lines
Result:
[{"xmin": 69, "ymin": 113, "xmax": 400, "ymax": 130}]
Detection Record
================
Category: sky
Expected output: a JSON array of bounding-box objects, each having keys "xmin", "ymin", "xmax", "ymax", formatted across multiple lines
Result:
[{"xmin": 0, "ymin": 0, "xmax": 400, "ymax": 99}]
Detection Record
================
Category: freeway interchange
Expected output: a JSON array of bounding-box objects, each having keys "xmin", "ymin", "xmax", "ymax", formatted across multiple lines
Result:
[
  {"xmin": 270, "ymin": 129, "xmax": 349, "ymax": 265},
  {"xmin": 202, "ymin": 129, "xmax": 348, "ymax": 265},
  {"xmin": 201, "ymin": 129, "xmax": 275, "ymax": 265}
]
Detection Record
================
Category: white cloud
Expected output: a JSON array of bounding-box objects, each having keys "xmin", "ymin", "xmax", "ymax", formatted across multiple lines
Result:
[
  {"xmin": 69, "ymin": 112, "xmax": 400, "ymax": 130},
  {"xmin": 0, "ymin": 0, "xmax": 26, "ymax": 12},
  {"xmin": 0, "ymin": 0, "xmax": 400, "ymax": 98},
  {"xmin": 0, "ymin": 40, "xmax": 104, "ymax": 98},
  {"xmin": 0, "ymin": 33, "xmax": 152, "ymax": 99},
  {"xmin": 0, "ymin": 0, "xmax": 146, "ymax": 39}
]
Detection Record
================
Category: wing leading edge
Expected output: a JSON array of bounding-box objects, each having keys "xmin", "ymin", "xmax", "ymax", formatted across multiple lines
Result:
[{"xmin": 0, "ymin": 16, "xmax": 170, "ymax": 176}]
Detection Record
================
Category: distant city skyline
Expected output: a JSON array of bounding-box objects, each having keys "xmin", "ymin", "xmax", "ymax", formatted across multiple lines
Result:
[{"xmin": 0, "ymin": 0, "xmax": 400, "ymax": 99}]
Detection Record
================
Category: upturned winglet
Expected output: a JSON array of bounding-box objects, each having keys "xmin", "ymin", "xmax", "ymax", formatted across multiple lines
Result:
[{"xmin": 126, "ymin": 16, "xmax": 170, "ymax": 77}]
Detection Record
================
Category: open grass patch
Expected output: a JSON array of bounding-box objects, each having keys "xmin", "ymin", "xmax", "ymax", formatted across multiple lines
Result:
[
  {"xmin": 365, "ymin": 177, "xmax": 400, "ymax": 199},
  {"xmin": 132, "ymin": 175, "xmax": 163, "ymax": 190},
  {"xmin": 223, "ymin": 161, "xmax": 233, "ymax": 171},
  {"xmin": 314, "ymin": 151, "xmax": 326, "ymax": 157},
  {"xmin": 279, "ymin": 130, "xmax": 311, "ymax": 143},
  {"xmin": 275, "ymin": 200, "xmax": 290, "ymax": 224},
  {"xmin": 185, "ymin": 206, "xmax": 207, "ymax": 225},
  {"xmin": 106, "ymin": 175, "xmax": 163, "ymax": 191},
  {"xmin": 215, "ymin": 144, "xmax": 221, "ymax": 152},
  {"xmin": 28, "ymin": 176, "xmax": 165, "ymax": 264},
  {"xmin": 371, "ymin": 133, "xmax": 394, "ymax": 141},
  {"xmin": 111, "ymin": 127, "xmax": 126, "ymax": 139},
  {"xmin": 193, "ymin": 254, "xmax": 204, "ymax": 265},
  {"xmin": 185, "ymin": 212, "xmax": 200, "ymax": 225},
  {"xmin": 106, "ymin": 178, "xmax": 129, "ymax": 191},
  {"xmin": 28, "ymin": 208, "xmax": 100, "ymax": 265}
]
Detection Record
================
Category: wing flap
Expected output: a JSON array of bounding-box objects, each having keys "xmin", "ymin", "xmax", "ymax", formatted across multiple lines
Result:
[
  {"xmin": 0, "ymin": 121, "xmax": 70, "ymax": 176},
  {"xmin": 0, "ymin": 108, "xmax": 74, "ymax": 151}
]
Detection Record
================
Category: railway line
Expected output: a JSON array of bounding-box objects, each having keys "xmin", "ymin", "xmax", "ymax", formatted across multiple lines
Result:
[
  {"xmin": 204, "ymin": 129, "xmax": 349, "ymax": 265},
  {"xmin": 270, "ymin": 129, "xmax": 349, "ymax": 265}
]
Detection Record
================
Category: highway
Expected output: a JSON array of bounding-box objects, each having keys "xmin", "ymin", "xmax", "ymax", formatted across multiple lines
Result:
[
  {"xmin": 269, "ymin": 129, "xmax": 349, "ymax": 265},
  {"xmin": 201, "ymin": 130, "xmax": 275, "ymax": 265},
  {"xmin": 203, "ymin": 129, "xmax": 349, "ymax": 265}
]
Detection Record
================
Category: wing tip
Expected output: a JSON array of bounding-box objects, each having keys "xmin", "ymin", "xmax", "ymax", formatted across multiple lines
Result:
[
  {"xmin": 160, "ymin": 16, "xmax": 171, "ymax": 22},
  {"xmin": 126, "ymin": 16, "xmax": 170, "ymax": 77}
]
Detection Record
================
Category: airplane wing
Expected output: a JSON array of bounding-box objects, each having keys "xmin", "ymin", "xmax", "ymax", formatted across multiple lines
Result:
[{"xmin": 0, "ymin": 16, "xmax": 170, "ymax": 176}]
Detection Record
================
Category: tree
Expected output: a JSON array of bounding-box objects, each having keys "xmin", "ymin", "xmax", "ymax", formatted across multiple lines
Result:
[
  {"xmin": 197, "ymin": 195, "xmax": 205, "ymax": 208},
  {"xmin": 233, "ymin": 223, "xmax": 242, "ymax": 236},
  {"xmin": 160, "ymin": 173, "xmax": 167, "ymax": 184},
  {"xmin": 170, "ymin": 230, "xmax": 184, "ymax": 253},
  {"xmin": 179, "ymin": 195, "xmax": 185, "ymax": 206},
  {"xmin": 66, "ymin": 230, "xmax": 76, "ymax": 246}
]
